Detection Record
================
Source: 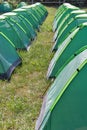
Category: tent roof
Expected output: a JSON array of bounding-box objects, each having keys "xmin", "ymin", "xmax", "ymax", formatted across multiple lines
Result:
[
  {"xmin": 48, "ymin": 23, "xmax": 87, "ymax": 78},
  {"xmin": 36, "ymin": 49, "xmax": 87, "ymax": 130},
  {"xmin": 53, "ymin": 18, "xmax": 87, "ymax": 51},
  {"xmin": 76, "ymin": 14, "xmax": 87, "ymax": 18},
  {"xmin": 3, "ymin": 12, "xmax": 17, "ymax": 16},
  {"xmin": 0, "ymin": 15, "xmax": 6, "ymax": 19},
  {"xmin": 0, "ymin": 16, "xmax": 30, "ymax": 50},
  {"xmin": 60, "ymin": 3, "xmax": 79, "ymax": 9},
  {"xmin": 21, "ymin": 6, "xmax": 31, "ymax": 9},
  {"xmin": 71, "ymin": 10, "xmax": 85, "ymax": 14},
  {"xmin": 47, "ymin": 27, "xmax": 79, "ymax": 78},
  {"xmin": 17, "ymin": 2, "xmax": 27, "ymax": 8},
  {"xmin": 13, "ymin": 8, "xmax": 26, "ymax": 12},
  {"xmin": 0, "ymin": 32, "xmax": 21, "ymax": 80}
]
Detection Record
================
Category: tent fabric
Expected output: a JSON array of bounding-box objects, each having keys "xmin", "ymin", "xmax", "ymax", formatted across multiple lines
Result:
[
  {"xmin": 0, "ymin": 32, "xmax": 21, "ymax": 80},
  {"xmin": 22, "ymin": 6, "xmax": 40, "ymax": 29},
  {"xmin": 52, "ymin": 14, "xmax": 87, "ymax": 51},
  {"xmin": 54, "ymin": 10, "xmax": 85, "ymax": 35},
  {"xmin": 22, "ymin": 3, "xmax": 48, "ymax": 24},
  {"xmin": 0, "ymin": 15, "xmax": 30, "ymax": 50},
  {"xmin": 53, "ymin": 10, "xmax": 86, "ymax": 42},
  {"xmin": 47, "ymin": 23, "xmax": 87, "ymax": 78},
  {"xmin": 53, "ymin": 3, "xmax": 78, "ymax": 24},
  {"xmin": 36, "ymin": 49, "xmax": 87, "ymax": 130},
  {"xmin": 13, "ymin": 8, "xmax": 37, "ymax": 39},
  {"xmin": 53, "ymin": 3, "xmax": 79, "ymax": 32},
  {"xmin": 47, "ymin": 27, "xmax": 79, "ymax": 78},
  {"xmin": 0, "ymin": 2, "xmax": 47, "ymax": 80},
  {"xmin": 0, "ymin": 1, "xmax": 12, "ymax": 13},
  {"xmin": 22, "ymin": 6, "xmax": 41, "ymax": 25},
  {"xmin": 15, "ymin": 7, "xmax": 39, "ymax": 30},
  {"xmin": 3, "ymin": 12, "xmax": 32, "ymax": 43},
  {"xmin": 17, "ymin": 2, "xmax": 27, "ymax": 8}
]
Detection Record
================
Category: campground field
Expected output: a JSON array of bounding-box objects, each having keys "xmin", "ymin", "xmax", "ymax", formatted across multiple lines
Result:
[{"xmin": 0, "ymin": 7, "xmax": 57, "ymax": 130}]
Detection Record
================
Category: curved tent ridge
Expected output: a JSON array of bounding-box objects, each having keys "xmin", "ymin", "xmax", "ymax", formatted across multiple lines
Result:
[
  {"xmin": 3, "ymin": 12, "xmax": 17, "ymax": 16},
  {"xmin": 71, "ymin": 10, "xmax": 86, "ymax": 14},
  {"xmin": 35, "ymin": 3, "xmax": 41, "ymax": 5},
  {"xmin": 21, "ymin": 6, "xmax": 30, "ymax": 9},
  {"xmin": 79, "ymin": 22, "xmax": 87, "ymax": 28},
  {"xmin": 17, "ymin": 2, "xmax": 27, "ymax": 8},
  {"xmin": 0, "ymin": 15, "xmax": 6, "ymax": 19},
  {"xmin": 13, "ymin": 8, "xmax": 26, "ymax": 12},
  {"xmin": 53, "ymin": 19, "xmax": 87, "ymax": 51},
  {"xmin": 76, "ymin": 14, "xmax": 87, "ymax": 18}
]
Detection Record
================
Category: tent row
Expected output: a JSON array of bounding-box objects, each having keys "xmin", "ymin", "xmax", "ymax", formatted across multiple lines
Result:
[
  {"xmin": 0, "ymin": 3, "xmax": 48, "ymax": 80},
  {"xmin": 35, "ymin": 3, "xmax": 87, "ymax": 130}
]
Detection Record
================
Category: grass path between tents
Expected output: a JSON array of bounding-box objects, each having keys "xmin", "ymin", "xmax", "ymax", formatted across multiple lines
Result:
[{"xmin": 0, "ymin": 6, "xmax": 57, "ymax": 130}]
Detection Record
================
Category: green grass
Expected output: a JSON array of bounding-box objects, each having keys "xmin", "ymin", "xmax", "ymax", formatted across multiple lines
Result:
[{"xmin": 0, "ymin": 7, "xmax": 57, "ymax": 130}]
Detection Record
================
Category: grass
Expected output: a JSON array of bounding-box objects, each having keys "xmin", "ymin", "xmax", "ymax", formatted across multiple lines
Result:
[{"xmin": 0, "ymin": 6, "xmax": 57, "ymax": 130}]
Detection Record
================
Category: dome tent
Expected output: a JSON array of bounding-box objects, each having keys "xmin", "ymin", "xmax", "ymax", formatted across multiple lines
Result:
[
  {"xmin": 0, "ymin": 32, "xmax": 21, "ymax": 80},
  {"xmin": 36, "ymin": 49, "xmax": 87, "ymax": 130},
  {"xmin": 22, "ymin": 6, "xmax": 40, "ymax": 30},
  {"xmin": 53, "ymin": 3, "xmax": 79, "ymax": 32},
  {"xmin": 22, "ymin": 3, "xmax": 48, "ymax": 25},
  {"xmin": 47, "ymin": 23, "xmax": 87, "ymax": 78},
  {"xmin": 13, "ymin": 8, "xmax": 37, "ymax": 40},
  {"xmin": 0, "ymin": 1, "xmax": 12, "ymax": 13},
  {"xmin": 53, "ymin": 3, "xmax": 77, "ymax": 24},
  {"xmin": 30, "ymin": 4, "xmax": 47, "ymax": 24},
  {"xmin": 22, "ymin": 6, "xmax": 41, "ymax": 26},
  {"xmin": 30, "ymin": 3, "xmax": 47, "ymax": 23},
  {"xmin": 53, "ymin": 10, "xmax": 86, "ymax": 42},
  {"xmin": 17, "ymin": 2, "xmax": 27, "ymax": 8},
  {"xmin": 0, "ymin": 15, "xmax": 30, "ymax": 50},
  {"xmin": 52, "ymin": 14, "xmax": 87, "ymax": 51},
  {"xmin": 3, "ymin": 12, "xmax": 32, "ymax": 46},
  {"xmin": 14, "ymin": 7, "xmax": 39, "ymax": 31}
]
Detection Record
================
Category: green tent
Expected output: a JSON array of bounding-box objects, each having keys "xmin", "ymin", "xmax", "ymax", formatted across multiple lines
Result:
[
  {"xmin": 0, "ymin": 32, "xmax": 21, "ymax": 80},
  {"xmin": 13, "ymin": 8, "xmax": 37, "ymax": 38},
  {"xmin": 22, "ymin": 6, "xmax": 41, "ymax": 26},
  {"xmin": 22, "ymin": 3, "xmax": 48, "ymax": 23},
  {"xmin": 53, "ymin": 14, "xmax": 87, "ymax": 51},
  {"xmin": 54, "ymin": 10, "xmax": 85, "ymax": 34},
  {"xmin": 31, "ymin": 4, "xmax": 47, "ymax": 23},
  {"xmin": 53, "ymin": 3, "xmax": 77, "ymax": 25},
  {"xmin": 20, "ymin": 6, "xmax": 40, "ymax": 31},
  {"xmin": 24, "ymin": 3, "xmax": 48, "ymax": 24},
  {"xmin": 3, "ymin": 12, "xmax": 32, "ymax": 42},
  {"xmin": 47, "ymin": 23, "xmax": 87, "ymax": 78},
  {"xmin": 53, "ymin": 10, "xmax": 86, "ymax": 42},
  {"xmin": 36, "ymin": 49, "xmax": 87, "ymax": 130},
  {"xmin": 0, "ymin": 15, "xmax": 30, "ymax": 50},
  {"xmin": 17, "ymin": 2, "xmax": 27, "ymax": 8},
  {"xmin": 22, "ymin": 5, "xmax": 43, "ymax": 25},
  {"xmin": 0, "ymin": 1, "xmax": 12, "ymax": 13},
  {"xmin": 53, "ymin": 3, "xmax": 79, "ymax": 32},
  {"xmin": 14, "ymin": 8, "xmax": 38, "ymax": 30},
  {"xmin": 36, "ymin": 3, "xmax": 48, "ymax": 18}
]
